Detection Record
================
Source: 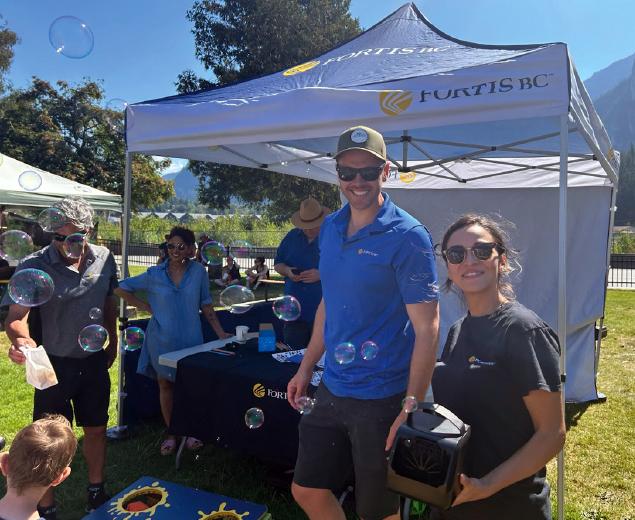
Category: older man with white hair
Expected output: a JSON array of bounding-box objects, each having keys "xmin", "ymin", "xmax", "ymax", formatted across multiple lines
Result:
[{"xmin": 3, "ymin": 196, "xmax": 118, "ymax": 519}]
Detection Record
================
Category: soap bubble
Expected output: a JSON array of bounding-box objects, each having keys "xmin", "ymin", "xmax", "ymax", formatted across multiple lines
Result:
[
  {"xmin": 229, "ymin": 240, "xmax": 252, "ymax": 257},
  {"xmin": 78, "ymin": 324, "xmax": 108, "ymax": 352},
  {"xmin": 8, "ymin": 268, "xmax": 55, "ymax": 307},
  {"xmin": 88, "ymin": 307, "xmax": 102, "ymax": 320},
  {"xmin": 63, "ymin": 233, "xmax": 86, "ymax": 259},
  {"xmin": 272, "ymin": 295, "xmax": 301, "ymax": 321},
  {"xmin": 124, "ymin": 327, "xmax": 145, "ymax": 351},
  {"xmin": 105, "ymin": 98, "xmax": 133, "ymax": 133},
  {"xmin": 245, "ymin": 407, "xmax": 264, "ymax": 429},
  {"xmin": 360, "ymin": 340, "xmax": 379, "ymax": 361},
  {"xmin": 37, "ymin": 208, "xmax": 67, "ymax": 232},
  {"xmin": 18, "ymin": 171, "xmax": 42, "ymax": 191},
  {"xmin": 220, "ymin": 285, "xmax": 255, "ymax": 314},
  {"xmin": 49, "ymin": 16, "xmax": 94, "ymax": 59},
  {"xmin": 0, "ymin": 230, "xmax": 33, "ymax": 262},
  {"xmin": 296, "ymin": 396, "xmax": 316, "ymax": 415},
  {"xmin": 402, "ymin": 396, "xmax": 418, "ymax": 414},
  {"xmin": 334, "ymin": 342, "xmax": 355, "ymax": 365},
  {"xmin": 200, "ymin": 241, "xmax": 226, "ymax": 266}
]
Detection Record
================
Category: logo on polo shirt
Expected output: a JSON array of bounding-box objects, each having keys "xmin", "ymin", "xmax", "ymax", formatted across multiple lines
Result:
[
  {"xmin": 358, "ymin": 248, "xmax": 379, "ymax": 257},
  {"xmin": 379, "ymin": 90, "xmax": 413, "ymax": 116},
  {"xmin": 253, "ymin": 383, "xmax": 266, "ymax": 398}
]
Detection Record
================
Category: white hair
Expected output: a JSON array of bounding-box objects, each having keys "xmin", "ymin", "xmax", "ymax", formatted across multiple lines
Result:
[{"xmin": 53, "ymin": 196, "xmax": 94, "ymax": 230}]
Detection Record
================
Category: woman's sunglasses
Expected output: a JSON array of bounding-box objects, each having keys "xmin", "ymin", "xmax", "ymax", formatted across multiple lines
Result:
[
  {"xmin": 336, "ymin": 163, "xmax": 385, "ymax": 182},
  {"xmin": 441, "ymin": 242, "xmax": 505, "ymax": 264},
  {"xmin": 167, "ymin": 243, "xmax": 187, "ymax": 251}
]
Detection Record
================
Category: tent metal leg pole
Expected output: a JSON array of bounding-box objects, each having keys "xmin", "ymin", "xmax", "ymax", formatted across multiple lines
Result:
[
  {"xmin": 107, "ymin": 151, "xmax": 133, "ymax": 440},
  {"xmin": 556, "ymin": 114, "xmax": 568, "ymax": 520}
]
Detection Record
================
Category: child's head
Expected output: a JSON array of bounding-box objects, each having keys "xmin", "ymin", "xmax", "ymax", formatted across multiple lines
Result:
[{"xmin": 0, "ymin": 415, "xmax": 77, "ymax": 495}]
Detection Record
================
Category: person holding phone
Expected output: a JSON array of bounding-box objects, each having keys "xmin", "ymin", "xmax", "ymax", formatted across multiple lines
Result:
[{"xmin": 274, "ymin": 197, "xmax": 330, "ymax": 348}]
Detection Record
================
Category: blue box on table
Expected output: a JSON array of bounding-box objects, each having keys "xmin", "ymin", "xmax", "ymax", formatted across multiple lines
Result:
[
  {"xmin": 258, "ymin": 323, "xmax": 276, "ymax": 352},
  {"xmin": 83, "ymin": 476, "xmax": 268, "ymax": 519}
]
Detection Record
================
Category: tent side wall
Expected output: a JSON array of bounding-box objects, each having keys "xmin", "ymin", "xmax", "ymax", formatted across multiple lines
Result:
[{"xmin": 386, "ymin": 184, "xmax": 612, "ymax": 402}]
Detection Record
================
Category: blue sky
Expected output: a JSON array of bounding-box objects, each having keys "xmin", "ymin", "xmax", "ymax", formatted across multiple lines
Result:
[{"xmin": 3, "ymin": 0, "xmax": 634, "ymax": 172}]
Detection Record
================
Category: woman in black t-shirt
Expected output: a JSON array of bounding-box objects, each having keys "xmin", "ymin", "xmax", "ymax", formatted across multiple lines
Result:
[{"xmin": 430, "ymin": 214, "xmax": 565, "ymax": 520}]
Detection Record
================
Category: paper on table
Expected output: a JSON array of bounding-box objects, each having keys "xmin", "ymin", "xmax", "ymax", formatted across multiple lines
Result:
[
  {"xmin": 272, "ymin": 349, "xmax": 325, "ymax": 368},
  {"xmin": 21, "ymin": 346, "xmax": 58, "ymax": 390}
]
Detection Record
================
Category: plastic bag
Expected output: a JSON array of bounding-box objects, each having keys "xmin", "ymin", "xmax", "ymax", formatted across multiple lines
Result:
[{"xmin": 21, "ymin": 346, "xmax": 58, "ymax": 390}]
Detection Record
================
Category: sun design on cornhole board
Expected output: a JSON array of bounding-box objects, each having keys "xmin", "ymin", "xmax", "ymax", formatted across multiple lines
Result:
[
  {"xmin": 108, "ymin": 481, "xmax": 170, "ymax": 519},
  {"xmin": 198, "ymin": 502, "xmax": 250, "ymax": 519}
]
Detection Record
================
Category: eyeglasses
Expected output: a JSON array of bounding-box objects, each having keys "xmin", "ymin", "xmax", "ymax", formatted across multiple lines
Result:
[
  {"xmin": 336, "ymin": 163, "xmax": 386, "ymax": 182},
  {"xmin": 167, "ymin": 243, "xmax": 186, "ymax": 251},
  {"xmin": 442, "ymin": 242, "xmax": 504, "ymax": 264},
  {"xmin": 53, "ymin": 232, "xmax": 87, "ymax": 242}
]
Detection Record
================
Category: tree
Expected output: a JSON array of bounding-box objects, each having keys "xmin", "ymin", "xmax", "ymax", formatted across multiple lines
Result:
[
  {"xmin": 0, "ymin": 78, "xmax": 174, "ymax": 210},
  {"xmin": 0, "ymin": 15, "xmax": 18, "ymax": 93},
  {"xmin": 177, "ymin": 0, "xmax": 360, "ymax": 220},
  {"xmin": 615, "ymin": 145, "xmax": 635, "ymax": 225}
]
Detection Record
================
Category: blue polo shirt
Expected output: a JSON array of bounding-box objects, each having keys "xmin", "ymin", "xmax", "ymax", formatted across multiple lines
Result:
[
  {"xmin": 274, "ymin": 228, "xmax": 322, "ymax": 323},
  {"xmin": 319, "ymin": 193, "xmax": 438, "ymax": 399}
]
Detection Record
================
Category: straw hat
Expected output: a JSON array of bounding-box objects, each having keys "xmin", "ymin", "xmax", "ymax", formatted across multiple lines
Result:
[{"xmin": 291, "ymin": 197, "xmax": 330, "ymax": 229}]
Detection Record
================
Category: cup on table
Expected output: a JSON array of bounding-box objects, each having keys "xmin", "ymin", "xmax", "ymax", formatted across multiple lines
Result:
[{"xmin": 235, "ymin": 325, "xmax": 249, "ymax": 342}]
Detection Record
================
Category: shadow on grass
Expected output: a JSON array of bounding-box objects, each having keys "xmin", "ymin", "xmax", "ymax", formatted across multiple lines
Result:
[{"xmin": 565, "ymin": 399, "xmax": 604, "ymax": 431}]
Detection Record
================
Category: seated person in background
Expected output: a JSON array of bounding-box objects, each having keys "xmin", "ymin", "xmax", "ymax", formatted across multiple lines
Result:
[
  {"xmin": 430, "ymin": 214, "xmax": 565, "ymax": 519},
  {"xmin": 245, "ymin": 256, "xmax": 269, "ymax": 289},
  {"xmin": 0, "ymin": 415, "xmax": 77, "ymax": 520},
  {"xmin": 213, "ymin": 255, "xmax": 241, "ymax": 288},
  {"xmin": 274, "ymin": 197, "xmax": 330, "ymax": 348}
]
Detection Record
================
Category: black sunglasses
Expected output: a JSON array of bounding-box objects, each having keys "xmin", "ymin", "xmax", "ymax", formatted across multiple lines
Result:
[
  {"xmin": 336, "ymin": 163, "xmax": 385, "ymax": 182},
  {"xmin": 442, "ymin": 242, "xmax": 504, "ymax": 265},
  {"xmin": 53, "ymin": 232, "xmax": 87, "ymax": 242},
  {"xmin": 167, "ymin": 243, "xmax": 187, "ymax": 251}
]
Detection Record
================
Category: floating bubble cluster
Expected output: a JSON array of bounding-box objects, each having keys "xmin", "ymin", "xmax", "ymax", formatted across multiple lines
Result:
[
  {"xmin": 272, "ymin": 295, "xmax": 301, "ymax": 321},
  {"xmin": 89, "ymin": 307, "xmax": 102, "ymax": 320},
  {"xmin": 124, "ymin": 327, "xmax": 145, "ymax": 351},
  {"xmin": 0, "ymin": 230, "xmax": 33, "ymax": 262},
  {"xmin": 38, "ymin": 208, "xmax": 66, "ymax": 232},
  {"xmin": 220, "ymin": 285, "xmax": 255, "ymax": 314},
  {"xmin": 18, "ymin": 171, "xmax": 42, "ymax": 191},
  {"xmin": 245, "ymin": 407, "xmax": 264, "ymax": 429},
  {"xmin": 49, "ymin": 16, "xmax": 94, "ymax": 59},
  {"xmin": 200, "ymin": 241, "xmax": 226, "ymax": 266},
  {"xmin": 228, "ymin": 240, "xmax": 252, "ymax": 257},
  {"xmin": 8, "ymin": 268, "xmax": 55, "ymax": 307},
  {"xmin": 78, "ymin": 324, "xmax": 109, "ymax": 353},
  {"xmin": 63, "ymin": 233, "xmax": 86, "ymax": 259},
  {"xmin": 334, "ymin": 342, "xmax": 355, "ymax": 365},
  {"xmin": 296, "ymin": 396, "xmax": 316, "ymax": 415}
]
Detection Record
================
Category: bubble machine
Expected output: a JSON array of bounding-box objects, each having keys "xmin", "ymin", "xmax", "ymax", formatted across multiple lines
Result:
[
  {"xmin": 83, "ymin": 476, "xmax": 268, "ymax": 520},
  {"xmin": 386, "ymin": 403, "xmax": 471, "ymax": 509}
]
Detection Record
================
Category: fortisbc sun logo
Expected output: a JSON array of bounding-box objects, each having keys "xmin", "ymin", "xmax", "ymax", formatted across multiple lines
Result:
[
  {"xmin": 253, "ymin": 383, "xmax": 265, "ymax": 398},
  {"xmin": 379, "ymin": 90, "xmax": 413, "ymax": 116},
  {"xmin": 283, "ymin": 60, "xmax": 320, "ymax": 76}
]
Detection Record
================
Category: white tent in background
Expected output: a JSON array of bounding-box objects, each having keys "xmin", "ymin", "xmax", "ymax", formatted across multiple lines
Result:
[
  {"xmin": 0, "ymin": 153, "xmax": 122, "ymax": 211},
  {"xmin": 122, "ymin": 4, "xmax": 619, "ymax": 517}
]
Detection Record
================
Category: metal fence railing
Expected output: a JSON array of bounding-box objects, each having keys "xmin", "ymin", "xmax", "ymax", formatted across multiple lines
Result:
[{"xmin": 609, "ymin": 254, "xmax": 635, "ymax": 288}]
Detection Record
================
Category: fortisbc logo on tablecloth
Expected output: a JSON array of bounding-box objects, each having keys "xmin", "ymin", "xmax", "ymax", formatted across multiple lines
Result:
[{"xmin": 253, "ymin": 383, "xmax": 287, "ymax": 400}]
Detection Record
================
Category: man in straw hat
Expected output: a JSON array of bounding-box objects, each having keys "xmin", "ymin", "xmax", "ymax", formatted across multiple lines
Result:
[
  {"xmin": 274, "ymin": 197, "xmax": 330, "ymax": 348},
  {"xmin": 287, "ymin": 126, "xmax": 440, "ymax": 520}
]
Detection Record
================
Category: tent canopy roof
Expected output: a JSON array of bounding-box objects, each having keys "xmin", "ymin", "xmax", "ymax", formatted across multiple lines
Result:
[
  {"xmin": 0, "ymin": 153, "xmax": 122, "ymax": 212},
  {"xmin": 126, "ymin": 2, "xmax": 618, "ymax": 187}
]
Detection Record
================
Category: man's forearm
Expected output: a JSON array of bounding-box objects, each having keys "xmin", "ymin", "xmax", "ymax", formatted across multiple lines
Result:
[
  {"xmin": 406, "ymin": 334, "xmax": 437, "ymax": 400},
  {"xmin": 273, "ymin": 263, "xmax": 292, "ymax": 278}
]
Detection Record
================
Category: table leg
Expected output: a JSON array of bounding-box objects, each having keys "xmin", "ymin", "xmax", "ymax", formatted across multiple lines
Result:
[{"xmin": 175, "ymin": 437, "xmax": 187, "ymax": 470}]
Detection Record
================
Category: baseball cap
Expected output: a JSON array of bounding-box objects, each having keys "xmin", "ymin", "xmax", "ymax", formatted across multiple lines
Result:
[{"xmin": 334, "ymin": 126, "xmax": 386, "ymax": 161}]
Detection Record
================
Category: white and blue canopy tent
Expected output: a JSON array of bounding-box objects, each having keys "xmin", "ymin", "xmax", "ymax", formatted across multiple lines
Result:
[{"xmin": 123, "ymin": 4, "xmax": 619, "ymax": 516}]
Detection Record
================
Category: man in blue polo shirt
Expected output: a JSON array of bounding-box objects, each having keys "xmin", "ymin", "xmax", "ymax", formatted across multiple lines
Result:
[
  {"xmin": 274, "ymin": 197, "xmax": 330, "ymax": 348},
  {"xmin": 287, "ymin": 126, "xmax": 440, "ymax": 520}
]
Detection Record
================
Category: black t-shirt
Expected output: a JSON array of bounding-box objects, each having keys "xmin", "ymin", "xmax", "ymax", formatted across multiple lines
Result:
[{"xmin": 431, "ymin": 301, "xmax": 561, "ymax": 519}]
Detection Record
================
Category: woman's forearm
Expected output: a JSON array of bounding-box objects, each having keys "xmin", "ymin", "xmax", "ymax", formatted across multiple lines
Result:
[
  {"xmin": 114, "ymin": 288, "xmax": 147, "ymax": 310},
  {"xmin": 202, "ymin": 304, "xmax": 225, "ymax": 336}
]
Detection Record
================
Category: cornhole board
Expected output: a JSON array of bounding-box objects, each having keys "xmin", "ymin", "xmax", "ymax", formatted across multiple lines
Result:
[{"xmin": 83, "ymin": 476, "xmax": 268, "ymax": 520}]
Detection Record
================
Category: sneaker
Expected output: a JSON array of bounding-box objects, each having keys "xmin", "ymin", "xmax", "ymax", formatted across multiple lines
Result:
[
  {"xmin": 86, "ymin": 483, "xmax": 111, "ymax": 512},
  {"xmin": 37, "ymin": 504, "xmax": 57, "ymax": 520}
]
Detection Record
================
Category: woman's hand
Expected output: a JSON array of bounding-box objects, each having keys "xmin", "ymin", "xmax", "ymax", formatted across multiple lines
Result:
[
  {"xmin": 452, "ymin": 474, "xmax": 496, "ymax": 506},
  {"xmin": 218, "ymin": 331, "xmax": 233, "ymax": 339}
]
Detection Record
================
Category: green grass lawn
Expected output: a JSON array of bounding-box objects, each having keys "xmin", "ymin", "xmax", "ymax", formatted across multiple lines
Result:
[{"xmin": 0, "ymin": 290, "xmax": 633, "ymax": 519}]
